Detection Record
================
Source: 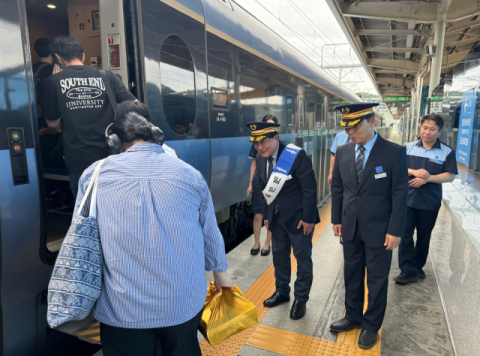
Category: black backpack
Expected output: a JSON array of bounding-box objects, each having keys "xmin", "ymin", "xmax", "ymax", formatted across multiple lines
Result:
[{"xmin": 33, "ymin": 62, "xmax": 50, "ymax": 119}]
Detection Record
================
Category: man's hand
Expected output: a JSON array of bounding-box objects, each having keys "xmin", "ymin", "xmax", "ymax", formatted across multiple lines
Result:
[
  {"xmin": 409, "ymin": 177, "xmax": 427, "ymax": 188},
  {"xmin": 328, "ymin": 173, "xmax": 333, "ymax": 186},
  {"xmin": 384, "ymin": 234, "xmax": 400, "ymax": 250},
  {"xmin": 247, "ymin": 184, "xmax": 252, "ymax": 196},
  {"xmin": 333, "ymin": 224, "xmax": 342, "ymax": 237},
  {"xmin": 414, "ymin": 169, "xmax": 430, "ymax": 180},
  {"xmin": 297, "ymin": 220, "xmax": 314, "ymax": 235},
  {"xmin": 264, "ymin": 220, "xmax": 268, "ymax": 231}
]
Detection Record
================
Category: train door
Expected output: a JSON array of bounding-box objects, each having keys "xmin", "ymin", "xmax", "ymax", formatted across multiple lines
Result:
[
  {"xmin": 0, "ymin": 0, "xmax": 143, "ymax": 354},
  {"xmin": 139, "ymin": 0, "xmax": 210, "ymax": 181}
]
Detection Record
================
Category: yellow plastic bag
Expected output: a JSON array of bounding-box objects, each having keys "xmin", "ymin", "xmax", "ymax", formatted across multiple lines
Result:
[{"xmin": 199, "ymin": 281, "xmax": 258, "ymax": 346}]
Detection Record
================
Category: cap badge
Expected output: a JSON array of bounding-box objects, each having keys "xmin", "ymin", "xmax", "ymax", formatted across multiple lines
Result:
[
  {"xmin": 341, "ymin": 107, "xmax": 350, "ymax": 114},
  {"xmin": 251, "ymin": 124, "xmax": 257, "ymax": 130}
]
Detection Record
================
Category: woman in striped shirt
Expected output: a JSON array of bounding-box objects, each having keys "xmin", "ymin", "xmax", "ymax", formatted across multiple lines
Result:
[{"xmin": 76, "ymin": 111, "xmax": 233, "ymax": 356}]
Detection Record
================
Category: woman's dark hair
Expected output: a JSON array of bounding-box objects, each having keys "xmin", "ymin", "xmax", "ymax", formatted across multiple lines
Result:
[
  {"xmin": 262, "ymin": 114, "xmax": 278, "ymax": 123},
  {"xmin": 35, "ymin": 38, "xmax": 52, "ymax": 58},
  {"xmin": 49, "ymin": 36, "xmax": 84, "ymax": 61},
  {"xmin": 114, "ymin": 101, "xmax": 152, "ymax": 121},
  {"xmin": 421, "ymin": 113, "xmax": 444, "ymax": 130},
  {"xmin": 111, "ymin": 112, "xmax": 155, "ymax": 143}
]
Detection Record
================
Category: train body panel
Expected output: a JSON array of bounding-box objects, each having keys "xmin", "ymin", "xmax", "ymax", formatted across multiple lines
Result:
[{"xmin": 201, "ymin": 0, "xmax": 360, "ymax": 104}]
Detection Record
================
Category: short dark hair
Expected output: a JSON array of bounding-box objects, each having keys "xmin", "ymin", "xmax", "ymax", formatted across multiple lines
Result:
[
  {"xmin": 262, "ymin": 114, "xmax": 278, "ymax": 123},
  {"xmin": 421, "ymin": 113, "xmax": 444, "ymax": 130},
  {"xmin": 50, "ymin": 36, "xmax": 84, "ymax": 62},
  {"xmin": 111, "ymin": 112, "xmax": 155, "ymax": 143},
  {"xmin": 115, "ymin": 101, "xmax": 151, "ymax": 122},
  {"xmin": 35, "ymin": 38, "xmax": 52, "ymax": 58}
]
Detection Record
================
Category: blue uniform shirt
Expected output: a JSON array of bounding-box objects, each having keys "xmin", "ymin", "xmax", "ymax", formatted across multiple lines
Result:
[
  {"xmin": 330, "ymin": 131, "xmax": 350, "ymax": 154},
  {"xmin": 76, "ymin": 143, "xmax": 228, "ymax": 328},
  {"xmin": 406, "ymin": 139, "xmax": 458, "ymax": 210}
]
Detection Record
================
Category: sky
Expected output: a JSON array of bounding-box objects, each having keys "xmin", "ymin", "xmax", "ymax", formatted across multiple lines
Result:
[{"xmin": 235, "ymin": 0, "xmax": 379, "ymax": 96}]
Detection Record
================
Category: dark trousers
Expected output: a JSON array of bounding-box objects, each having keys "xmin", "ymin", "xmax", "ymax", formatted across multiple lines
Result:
[
  {"xmin": 100, "ymin": 308, "xmax": 203, "ymax": 356},
  {"xmin": 343, "ymin": 224, "xmax": 392, "ymax": 333},
  {"xmin": 271, "ymin": 212, "xmax": 313, "ymax": 302},
  {"xmin": 399, "ymin": 207, "xmax": 439, "ymax": 277}
]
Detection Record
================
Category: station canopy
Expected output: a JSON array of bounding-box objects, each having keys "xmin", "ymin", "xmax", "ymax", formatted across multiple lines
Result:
[{"xmin": 326, "ymin": 0, "xmax": 480, "ymax": 118}]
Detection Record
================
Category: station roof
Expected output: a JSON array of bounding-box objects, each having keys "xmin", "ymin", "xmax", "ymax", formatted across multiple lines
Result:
[{"xmin": 326, "ymin": 0, "xmax": 480, "ymax": 117}]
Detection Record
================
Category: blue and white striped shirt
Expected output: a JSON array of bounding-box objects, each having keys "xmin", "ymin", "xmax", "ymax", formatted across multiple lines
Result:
[{"xmin": 75, "ymin": 143, "xmax": 228, "ymax": 328}]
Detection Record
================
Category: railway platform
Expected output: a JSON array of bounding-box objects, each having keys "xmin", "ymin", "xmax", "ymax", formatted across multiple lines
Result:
[{"xmin": 197, "ymin": 201, "xmax": 457, "ymax": 356}]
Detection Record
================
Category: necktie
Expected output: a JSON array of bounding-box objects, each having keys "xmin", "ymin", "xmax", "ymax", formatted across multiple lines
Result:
[
  {"xmin": 356, "ymin": 146, "xmax": 365, "ymax": 182},
  {"xmin": 267, "ymin": 156, "xmax": 274, "ymax": 179}
]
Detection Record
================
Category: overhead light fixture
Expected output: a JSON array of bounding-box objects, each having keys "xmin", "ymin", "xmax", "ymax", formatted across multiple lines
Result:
[{"xmin": 47, "ymin": 4, "xmax": 56, "ymax": 9}]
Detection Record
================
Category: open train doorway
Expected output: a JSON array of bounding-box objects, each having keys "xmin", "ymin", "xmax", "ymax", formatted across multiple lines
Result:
[{"xmin": 24, "ymin": 0, "xmax": 138, "ymax": 255}]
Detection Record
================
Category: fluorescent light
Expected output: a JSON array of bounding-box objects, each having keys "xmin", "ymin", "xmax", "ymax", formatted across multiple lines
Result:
[{"xmin": 47, "ymin": 4, "xmax": 56, "ymax": 9}]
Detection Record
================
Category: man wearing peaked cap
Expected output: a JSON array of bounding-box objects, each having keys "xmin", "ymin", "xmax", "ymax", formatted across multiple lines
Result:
[
  {"xmin": 329, "ymin": 103, "xmax": 408, "ymax": 349},
  {"xmin": 247, "ymin": 116, "xmax": 320, "ymax": 321}
]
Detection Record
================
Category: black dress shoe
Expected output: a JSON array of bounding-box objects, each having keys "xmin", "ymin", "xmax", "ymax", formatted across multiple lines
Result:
[
  {"xmin": 358, "ymin": 329, "xmax": 377, "ymax": 349},
  {"xmin": 417, "ymin": 269, "xmax": 426, "ymax": 279},
  {"xmin": 330, "ymin": 318, "xmax": 361, "ymax": 333},
  {"xmin": 290, "ymin": 300, "xmax": 306, "ymax": 320},
  {"xmin": 250, "ymin": 247, "xmax": 260, "ymax": 255},
  {"xmin": 261, "ymin": 247, "xmax": 270, "ymax": 256},
  {"xmin": 263, "ymin": 291, "xmax": 290, "ymax": 308},
  {"xmin": 394, "ymin": 273, "xmax": 418, "ymax": 285}
]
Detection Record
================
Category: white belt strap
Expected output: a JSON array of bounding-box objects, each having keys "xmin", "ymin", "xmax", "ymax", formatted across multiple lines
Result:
[{"xmin": 262, "ymin": 144, "xmax": 301, "ymax": 205}]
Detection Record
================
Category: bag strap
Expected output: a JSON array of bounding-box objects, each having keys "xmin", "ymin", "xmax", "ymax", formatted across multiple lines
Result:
[
  {"xmin": 77, "ymin": 159, "xmax": 106, "ymax": 218},
  {"xmin": 99, "ymin": 69, "xmax": 117, "ymax": 111}
]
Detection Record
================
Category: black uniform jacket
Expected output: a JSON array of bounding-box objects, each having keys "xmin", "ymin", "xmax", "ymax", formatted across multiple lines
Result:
[
  {"xmin": 254, "ymin": 141, "xmax": 320, "ymax": 235},
  {"xmin": 331, "ymin": 134, "xmax": 408, "ymax": 247}
]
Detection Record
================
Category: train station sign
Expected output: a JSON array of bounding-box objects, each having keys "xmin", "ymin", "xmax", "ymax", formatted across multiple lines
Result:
[
  {"xmin": 382, "ymin": 97, "xmax": 410, "ymax": 102},
  {"xmin": 456, "ymin": 89, "xmax": 476, "ymax": 166},
  {"xmin": 330, "ymin": 100, "xmax": 349, "ymax": 105},
  {"xmin": 429, "ymin": 96, "xmax": 444, "ymax": 101}
]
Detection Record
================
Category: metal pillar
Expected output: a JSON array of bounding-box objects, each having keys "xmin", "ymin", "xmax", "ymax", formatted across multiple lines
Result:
[{"xmin": 428, "ymin": 20, "xmax": 446, "ymax": 98}]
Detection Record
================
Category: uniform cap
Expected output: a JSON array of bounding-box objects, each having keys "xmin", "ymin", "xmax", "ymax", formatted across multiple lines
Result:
[
  {"xmin": 334, "ymin": 102, "xmax": 379, "ymax": 128},
  {"xmin": 245, "ymin": 122, "xmax": 280, "ymax": 142}
]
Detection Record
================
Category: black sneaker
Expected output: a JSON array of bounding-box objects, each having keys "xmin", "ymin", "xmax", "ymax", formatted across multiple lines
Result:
[
  {"xmin": 394, "ymin": 273, "xmax": 418, "ymax": 285},
  {"xmin": 417, "ymin": 269, "xmax": 426, "ymax": 279}
]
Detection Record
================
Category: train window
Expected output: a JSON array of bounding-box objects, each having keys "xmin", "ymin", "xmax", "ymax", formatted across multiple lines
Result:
[
  {"xmin": 315, "ymin": 104, "xmax": 325, "ymax": 128},
  {"xmin": 286, "ymin": 95, "xmax": 295, "ymax": 126},
  {"xmin": 298, "ymin": 98, "xmax": 306, "ymax": 129},
  {"xmin": 307, "ymin": 101, "xmax": 315, "ymax": 129},
  {"xmin": 160, "ymin": 35, "xmax": 196, "ymax": 136}
]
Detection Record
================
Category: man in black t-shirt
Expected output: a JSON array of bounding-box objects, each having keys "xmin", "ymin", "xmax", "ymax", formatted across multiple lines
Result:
[{"xmin": 40, "ymin": 37, "xmax": 136, "ymax": 197}]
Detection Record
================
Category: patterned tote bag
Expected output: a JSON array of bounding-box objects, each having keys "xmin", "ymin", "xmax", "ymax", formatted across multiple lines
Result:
[{"xmin": 47, "ymin": 159, "xmax": 106, "ymax": 328}]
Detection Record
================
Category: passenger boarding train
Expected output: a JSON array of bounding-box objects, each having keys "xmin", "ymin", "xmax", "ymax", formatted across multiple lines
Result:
[{"xmin": 0, "ymin": 0, "xmax": 363, "ymax": 354}]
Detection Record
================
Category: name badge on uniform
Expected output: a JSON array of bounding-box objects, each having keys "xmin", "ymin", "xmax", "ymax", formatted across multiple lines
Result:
[
  {"xmin": 429, "ymin": 158, "xmax": 444, "ymax": 165},
  {"xmin": 374, "ymin": 172, "xmax": 387, "ymax": 179}
]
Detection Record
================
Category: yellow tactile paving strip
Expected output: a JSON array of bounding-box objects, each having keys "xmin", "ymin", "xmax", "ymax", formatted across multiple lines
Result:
[{"xmin": 245, "ymin": 275, "xmax": 381, "ymax": 356}]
